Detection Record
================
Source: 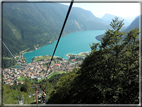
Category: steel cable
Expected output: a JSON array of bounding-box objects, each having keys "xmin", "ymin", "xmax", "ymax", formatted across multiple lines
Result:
[{"xmin": 45, "ymin": 0, "xmax": 74, "ymax": 104}]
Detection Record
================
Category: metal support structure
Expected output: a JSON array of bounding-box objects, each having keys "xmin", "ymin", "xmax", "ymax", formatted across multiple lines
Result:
[
  {"xmin": 31, "ymin": 84, "xmax": 41, "ymax": 104},
  {"xmin": 36, "ymin": 91, "xmax": 38, "ymax": 104}
]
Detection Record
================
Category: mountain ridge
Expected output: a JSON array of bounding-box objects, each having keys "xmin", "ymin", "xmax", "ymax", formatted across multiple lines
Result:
[
  {"xmin": 101, "ymin": 13, "xmax": 134, "ymax": 27},
  {"xmin": 3, "ymin": 3, "xmax": 109, "ymax": 58},
  {"xmin": 124, "ymin": 15, "xmax": 140, "ymax": 32}
]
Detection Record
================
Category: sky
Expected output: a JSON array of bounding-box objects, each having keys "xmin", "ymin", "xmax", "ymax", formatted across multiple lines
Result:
[
  {"xmin": 25, "ymin": 0, "xmax": 141, "ymax": 19},
  {"xmin": 3, "ymin": 0, "xmax": 141, "ymax": 19},
  {"xmin": 61, "ymin": 2, "xmax": 141, "ymax": 19}
]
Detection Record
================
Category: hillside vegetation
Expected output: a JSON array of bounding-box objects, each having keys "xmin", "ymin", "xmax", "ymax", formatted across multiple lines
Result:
[
  {"xmin": 3, "ymin": 72, "xmax": 67, "ymax": 104},
  {"xmin": 48, "ymin": 17, "xmax": 140, "ymax": 104}
]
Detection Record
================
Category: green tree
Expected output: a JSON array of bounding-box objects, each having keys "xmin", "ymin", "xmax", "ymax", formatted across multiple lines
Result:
[
  {"xmin": 48, "ymin": 17, "xmax": 139, "ymax": 104},
  {"xmin": 20, "ymin": 78, "xmax": 32, "ymax": 93},
  {"xmin": 3, "ymin": 85, "xmax": 19, "ymax": 104},
  {"xmin": 2, "ymin": 58, "xmax": 17, "ymax": 69},
  {"xmin": 48, "ymin": 69, "xmax": 79, "ymax": 103}
]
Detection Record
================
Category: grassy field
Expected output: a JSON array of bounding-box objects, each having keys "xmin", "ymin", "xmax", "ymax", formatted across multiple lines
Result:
[
  {"xmin": 47, "ymin": 71, "xmax": 67, "ymax": 78},
  {"xmin": 32, "ymin": 55, "xmax": 63, "ymax": 62},
  {"xmin": 68, "ymin": 52, "xmax": 90, "ymax": 58},
  {"xmin": 17, "ymin": 76, "xmax": 26, "ymax": 82},
  {"xmin": 32, "ymin": 55, "xmax": 52, "ymax": 62},
  {"xmin": 78, "ymin": 53, "xmax": 86, "ymax": 57}
]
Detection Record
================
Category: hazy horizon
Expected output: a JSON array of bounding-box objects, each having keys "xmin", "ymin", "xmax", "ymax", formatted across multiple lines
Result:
[{"xmin": 61, "ymin": 2, "xmax": 140, "ymax": 20}]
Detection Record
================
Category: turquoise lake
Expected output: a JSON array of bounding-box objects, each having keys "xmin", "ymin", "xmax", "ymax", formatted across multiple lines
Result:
[{"xmin": 23, "ymin": 30, "xmax": 105, "ymax": 63}]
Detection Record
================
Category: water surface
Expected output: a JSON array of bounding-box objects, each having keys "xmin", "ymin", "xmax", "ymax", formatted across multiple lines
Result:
[{"xmin": 23, "ymin": 30, "xmax": 105, "ymax": 63}]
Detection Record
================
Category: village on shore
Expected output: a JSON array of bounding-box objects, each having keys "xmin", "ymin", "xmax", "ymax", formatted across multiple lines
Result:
[{"xmin": 3, "ymin": 52, "xmax": 90, "ymax": 85}]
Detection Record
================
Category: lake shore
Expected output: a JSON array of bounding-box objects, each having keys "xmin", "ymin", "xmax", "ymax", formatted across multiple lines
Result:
[
  {"xmin": 22, "ymin": 31, "xmax": 88, "ymax": 59},
  {"xmin": 22, "ymin": 31, "xmax": 77, "ymax": 59},
  {"xmin": 26, "ymin": 51, "xmax": 91, "ymax": 64},
  {"xmin": 23, "ymin": 30, "xmax": 104, "ymax": 63},
  {"xmin": 66, "ymin": 51, "xmax": 91, "ymax": 58}
]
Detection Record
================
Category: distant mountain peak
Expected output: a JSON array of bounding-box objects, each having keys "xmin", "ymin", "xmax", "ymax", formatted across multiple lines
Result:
[
  {"xmin": 101, "ymin": 13, "xmax": 135, "ymax": 27},
  {"xmin": 101, "ymin": 13, "xmax": 117, "ymax": 19},
  {"xmin": 124, "ymin": 15, "xmax": 141, "ymax": 32}
]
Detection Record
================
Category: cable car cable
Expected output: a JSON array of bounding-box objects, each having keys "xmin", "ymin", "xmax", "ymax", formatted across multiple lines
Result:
[
  {"xmin": 45, "ymin": 0, "xmax": 74, "ymax": 104},
  {"xmin": 0, "ymin": 39, "xmax": 19, "ymax": 64},
  {"xmin": 0, "ymin": 39, "xmax": 22, "ymax": 104},
  {"xmin": 46, "ymin": 0, "xmax": 74, "ymax": 72}
]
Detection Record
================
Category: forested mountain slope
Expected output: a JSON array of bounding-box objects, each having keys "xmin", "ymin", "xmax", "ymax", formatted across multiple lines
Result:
[
  {"xmin": 124, "ymin": 15, "xmax": 140, "ymax": 32},
  {"xmin": 3, "ymin": 3, "xmax": 109, "ymax": 58}
]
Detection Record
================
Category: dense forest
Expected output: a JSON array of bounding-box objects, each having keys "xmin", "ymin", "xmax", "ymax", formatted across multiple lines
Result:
[
  {"xmin": 3, "ymin": 17, "xmax": 140, "ymax": 104},
  {"xmin": 2, "ymin": 58, "xmax": 17, "ymax": 69}
]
